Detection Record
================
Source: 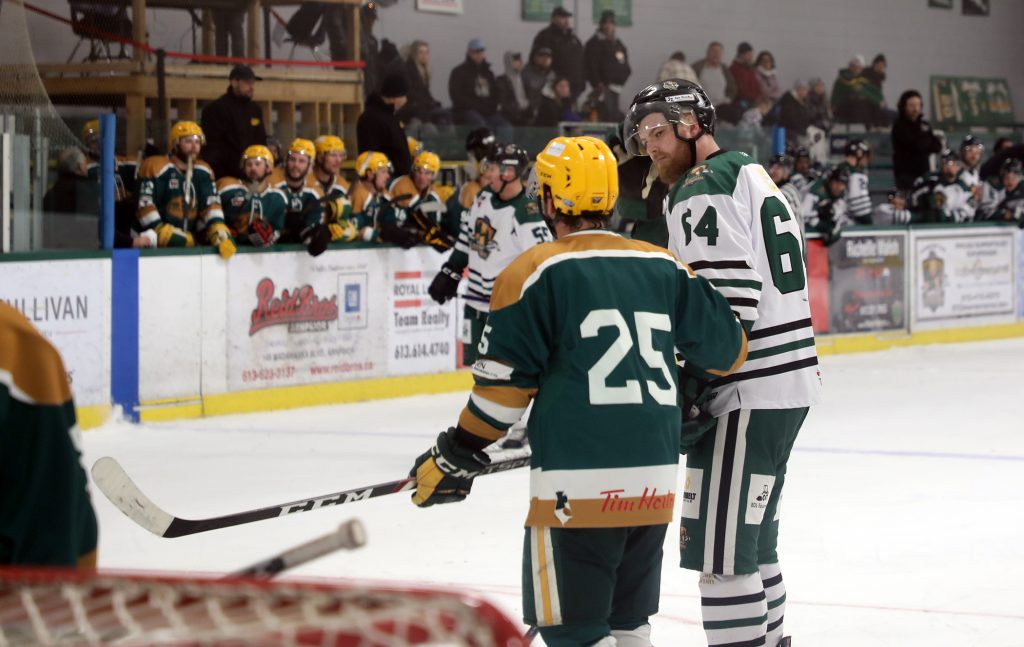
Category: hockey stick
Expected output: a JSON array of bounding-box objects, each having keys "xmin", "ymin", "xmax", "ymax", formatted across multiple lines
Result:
[
  {"xmin": 231, "ymin": 519, "xmax": 367, "ymax": 578},
  {"xmin": 92, "ymin": 454, "xmax": 532, "ymax": 539}
]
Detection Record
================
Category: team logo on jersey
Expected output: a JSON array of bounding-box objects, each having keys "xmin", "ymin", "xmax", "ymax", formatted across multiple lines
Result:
[
  {"xmin": 682, "ymin": 164, "xmax": 712, "ymax": 188},
  {"xmin": 472, "ymin": 216, "xmax": 499, "ymax": 259},
  {"xmin": 249, "ymin": 277, "xmax": 339, "ymax": 335},
  {"xmin": 231, "ymin": 195, "xmax": 246, "ymax": 207},
  {"xmin": 168, "ymin": 178, "xmax": 180, "ymax": 190}
]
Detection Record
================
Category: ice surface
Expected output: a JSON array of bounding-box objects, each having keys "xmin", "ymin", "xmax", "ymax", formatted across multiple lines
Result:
[{"xmin": 83, "ymin": 338, "xmax": 1024, "ymax": 645}]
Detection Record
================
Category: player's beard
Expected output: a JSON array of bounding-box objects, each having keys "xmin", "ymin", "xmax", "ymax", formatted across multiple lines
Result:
[{"xmin": 656, "ymin": 148, "xmax": 691, "ymax": 185}]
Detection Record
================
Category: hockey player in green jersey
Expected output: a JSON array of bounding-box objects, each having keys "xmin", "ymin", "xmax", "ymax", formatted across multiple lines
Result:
[
  {"xmin": 409, "ymin": 136, "xmax": 747, "ymax": 647},
  {"xmin": 625, "ymin": 79, "xmax": 822, "ymax": 647},
  {"xmin": 135, "ymin": 121, "xmax": 235, "ymax": 259},
  {"xmin": 0, "ymin": 303, "xmax": 98, "ymax": 569},
  {"xmin": 910, "ymin": 148, "xmax": 977, "ymax": 223},
  {"xmin": 217, "ymin": 145, "xmax": 288, "ymax": 248},
  {"xmin": 838, "ymin": 139, "xmax": 873, "ymax": 224},
  {"xmin": 268, "ymin": 138, "xmax": 332, "ymax": 256},
  {"xmin": 426, "ymin": 143, "xmax": 553, "ymax": 365},
  {"xmin": 378, "ymin": 150, "xmax": 453, "ymax": 251},
  {"xmin": 801, "ymin": 165, "xmax": 849, "ymax": 246}
]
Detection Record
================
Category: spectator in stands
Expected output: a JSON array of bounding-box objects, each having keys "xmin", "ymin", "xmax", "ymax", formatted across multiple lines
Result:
[
  {"xmin": 831, "ymin": 55, "xmax": 875, "ymax": 126},
  {"xmin": 496, "ymin": 52, "xmax": 533, "ymax": 126},
  {"xmin": 0, "ymin": 302, "xmax": 98, "ymax": 569},
  {"xmin": 533, "ymin": 77, "xmax": 581, "ymax": 127},
  {"xmin": 397, "ymin": 40, "xmax": 451, "ymax": 131},
  {"xmin": 891, "ymin": 89, "xmax": 942, "ymax": 190},
  {"xmin": 357, "ymin": 73, "xmax": 412, "ymax": 178},
  {"xmin": 213, "ymin": 8, "xmax": 244, "ymax": 59},
  {"xmin": 657, "ymin": 51, "xmax": 698, "ymax": 84},
  {"xmin": 692, "ymin": 42, "xmax": 736, "ymax": 118},
  {"xmin": 584, "ymin": 10, "xmax": 631, "ymax": 120},
  {"xmin": 860, "ymin": 53, "xmax": 890, "ymax": 127},
  {"xmin": 778, "ymin": 80, "xmax": 812, "ymax": 147},
  {"xmin": 993, "ymin": 137, "xmax": 1016, "ymax": 154},
  {"xmin": 730, "ymin": 42, "xmax": 760, "ymax": 106},
  {"xmin": 531, "ymin": 7, "xmax": 585, "ymax": 100},
  {"xmin": 738, "ymin": 95, "xmax": 774, "ymax": 134},
  {"xmin": 201, "ymin": 65, "xmax": 267, "ymax": 182},
  {"xmin": 360, "ymin": 3, "xmax": 380, "ymax": 98},
  {"xmin": 806, "ymin": 77, "xmax": 832, "ymax": 132},
  {"xmin": 754, "ymin": 50, "xmax": 781, "ymax": 102},
  {"xmin": 266, "ymin": 138, "xmax": 281, "ymax": 167},
  {"xmin": 320, "ymin": 3, "xmax": 348, "ymax": 62},
  {"xmin": 448, "ymin": 38, "xmax": 510, "ymax": 135},
  {"xmin": 522, "ymin": 47, "xmax": 555, "ymax": 110}
]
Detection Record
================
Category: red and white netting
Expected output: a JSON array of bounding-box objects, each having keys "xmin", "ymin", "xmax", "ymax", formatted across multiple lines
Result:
[{"xmin": 0, "ymin": 568, "xmax": 527, "ymax": 647}]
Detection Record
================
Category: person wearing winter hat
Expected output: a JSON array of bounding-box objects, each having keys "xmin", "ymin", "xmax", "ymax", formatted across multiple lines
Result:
[{"xmin": 357, "ymin": 72, "xmax": 413, "ymax": 176}]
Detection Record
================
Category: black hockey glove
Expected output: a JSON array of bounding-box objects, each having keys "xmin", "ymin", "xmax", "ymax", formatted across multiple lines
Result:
[
  {"xmin": 428, "ymin": 262, "xmax": 462, "ymax": 304},
  {"xmin": 409, "ymin": 208, "xmax": 455, "ymax": 252},
  {"xmin": 410, "ymin": 427, "xmax": 491, "ymax": 507},
  {"xmin": 679, "ymin": 366, "xmax": 716, "ymax": 454},
  {"xmin": 379, "ymin": 222, "xmax": 422, "ymax": 249},
  {"xmin": 301, "ymin": 223, "xmax": 332, "ymax": 257}
]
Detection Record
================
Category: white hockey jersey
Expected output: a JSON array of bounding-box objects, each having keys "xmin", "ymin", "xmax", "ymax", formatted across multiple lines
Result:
[
  {"xmin": 665, "ymin": 150, "xmax": 821, "ymax": 416},
  {"xmin": 451, "ymin": 188, "xmax": 553, "ymax": 313},
  {"xmin": 842, "ymin": 165, "xmax": 872, "ymax": 225}
]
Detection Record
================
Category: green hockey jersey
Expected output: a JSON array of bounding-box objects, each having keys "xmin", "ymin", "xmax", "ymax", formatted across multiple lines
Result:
[
  {"xmin": 458, "ymin": 231, "xmax": 746, "ymax": 528},
  {"xmin": 665, "ymin": 150, "xmax": 821, "ymax": 416},
  {"xmin": 136, "ymin": 155, "xmax": 224, "ymax": 240},
  {"xmin": 451, "ymin": 188, "xmax": 553, "ymax": 312},
  {"xmin": 0, "ymin": 303, "xmax": 97, "ymax": 568},
  {"xmin": 217, "ymin": 177, "xmax": 288, "ymax": 242}
]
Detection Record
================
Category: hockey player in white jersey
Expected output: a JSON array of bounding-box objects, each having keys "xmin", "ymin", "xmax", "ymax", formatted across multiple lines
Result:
[
  {"xmin": 427, "ymin": 142, "xmax": 553, "ymax": 364},
  {"xmin": 958, "ymin": 135, "xmax": 984, "ymax": 191},
  {"xmin": 624, "ymin": 79, "xmax": 821, "ymax": 647},
  {"xmin": 838, "ymin": 139, "xmax": 872, "ymax": 225}
]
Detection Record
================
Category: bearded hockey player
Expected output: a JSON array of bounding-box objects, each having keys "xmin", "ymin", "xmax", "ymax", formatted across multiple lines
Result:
[
  {"xmin": 802, "ymin": 165, "xmax": 850, "ymax": 245},
  {"xmin": 268, "ymin": 138, "xmax": 331, "ymax": 255},
  {"xmin": 624, "ymin": 78, "xmax": 820, "ymax": 647},
  {"xmin": 911, "ymin": 148, "xmax": 976, "ymax": 223},
  {"xmin": 408, "ymin": 135, "xmax": 745, "ymax": 647},
  {"xmin": 380, "ymin": 150, "xmax": 452, "ymax": 251},
  {"xmin": 350, "ymin": 151, "xmax": 393, "ymax": 242},
  {"xmin": 217, "ymin": 145, "xmax": 288, "ymax": 248},
  {"xmin": 838, "ymin": 138, "xmax": 872, "ymax": 225},
  {"xmin": 313, "ymin": 135, "xmax": 351, "ymax": 199},
  {"xmin": 135, "ymin": 121, "xmax": 234, "ymax": 259}
]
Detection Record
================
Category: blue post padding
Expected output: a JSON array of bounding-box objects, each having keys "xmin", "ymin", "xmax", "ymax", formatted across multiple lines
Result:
[
  {"xmin": 111, "ymin": 249, "xmax": 140, "ymax": 422},
  {"xmin": 772, "ymin": 126, "xmax": 786, "ymax": 156},
  {"xmin": 100, "ymin": 113, "xmax": 116, "ymax": 250}
]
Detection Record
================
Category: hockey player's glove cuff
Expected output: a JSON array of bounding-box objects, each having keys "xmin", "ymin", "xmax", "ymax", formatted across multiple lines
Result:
[
  {"xmin": 428, "ymin": 262, "xmax": 462, "ymax": 304},
  {"xmin": 410, "ymin": 427, "xmax": 491, "ymax": 507},
  {"xmin": 679, "ymin": 367, "xmax": 716, "ymax": 454}
]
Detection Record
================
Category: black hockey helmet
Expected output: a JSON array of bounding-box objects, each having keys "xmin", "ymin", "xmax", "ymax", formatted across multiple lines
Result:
[
  {"xmin": 960, "ymin": 134, "xmax": 984, "ymax": 151},
  {"xmin": 826, "ymin": 165, "xmax": 850, "ymax": 185},
  {"xmin": 622, "ymin": 79, "xmax": 716, "ymax": 157},
  {"xmin": 1001, "ymin": 157, "xmax": 1023, "ymax": 176},
  {"xmin": 792, "ymin": 146, "xmax": 811, "ymax": 161},
  {"xmin": 769, "ymin": 153, "xmax": 793, "ymax": 169},
  {"xmin": 486, "ymin": 142, "xmax": 530, "ymax": 179},
  {"xmin": 466, "ymin": 127, "xmax": 496, "ymax": 159},
  {"xmin": 939, "ymin": 148, "xmax": 960, "ymax": 165},
  {"xmin": 844, "ymin": 138, "xmax": 871, "ymax": 158}
]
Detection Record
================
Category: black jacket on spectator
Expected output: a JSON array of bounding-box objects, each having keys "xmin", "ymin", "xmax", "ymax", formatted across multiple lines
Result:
[
  {"xmin": 584, "ymin": 31, "xmax": 630, "ymax": 89},
  {"xmin": 201, "ymin": 87, "xmax": 268, "ymax": 181},
  {"xmin": 778, "ymin": 90, "xmax": 812, "ymax": 141},
  {"xmin": 531, "ymin": 25, "xmax": 585, "ymax": 99},
  {"xmin": 448, "ymin": 55, "xmax": 499, "ymax": 119},
  {"xmin": 533, "ymin": 95, "xmax": 580, "ymax": 127},
  {"xmin": 891, "ymin": 95, "xmax": 942, "ymax": 191},
  {"xmin": 356, "ymin": 93, "xmax": 411, "ymax": 177},
  {"xmin": 396, "ymin": 56, "xmax": 441, "ymax": 123},
  {"xmin": 522, "ymin": 62, "xmax": 553, "ymax": 108}
]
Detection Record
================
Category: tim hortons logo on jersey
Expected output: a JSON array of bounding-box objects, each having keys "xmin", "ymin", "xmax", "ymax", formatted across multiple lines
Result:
[
  {"xmin": 249, "ymin": 277, "xmax": 339, "ymax": 335},
  {"xmin": 472, "ymin": 216, "xmax": 499, "ymax": 259}
]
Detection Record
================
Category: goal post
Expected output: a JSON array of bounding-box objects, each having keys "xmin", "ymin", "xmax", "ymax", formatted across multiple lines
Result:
[{"xmin": 0, "ymin": 567, "xmax": 528, "ymax": 646}]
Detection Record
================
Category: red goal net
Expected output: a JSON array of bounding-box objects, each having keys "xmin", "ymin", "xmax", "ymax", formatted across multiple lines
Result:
[{"xmin": 0, "ymin": 568, "xmax": 527, "ymax": 646}]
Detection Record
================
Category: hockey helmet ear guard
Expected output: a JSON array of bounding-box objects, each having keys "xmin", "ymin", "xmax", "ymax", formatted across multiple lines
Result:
[{"xmin": 623, "ymin": 79, "xmax": 716, "ymax": 157}]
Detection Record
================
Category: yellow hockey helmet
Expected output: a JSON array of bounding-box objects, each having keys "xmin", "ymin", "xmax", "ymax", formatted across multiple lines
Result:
[
  {"xmin": 287, "ymin": 138, "xmax": 316, "ymax": 159},
  {"xmin": 82, "ymin": 119, "xmax": 100, "ymax": 142},
  {"xmin": 534, "ymin": 136, "xmax": 618, "ymax": 216},
  {"xmin": 407, "ymin": 136, "xmax": 423, "ymax": 158},
  {"xmin": 168, "ymin": 121, "xmax": 205, "ymax": 152},
  {"xmin": 355, "ymin": 150, "xmax": 392, "ymax": 177},
  {"xmin": 412, "ymin": 151, "xmax": 441, "ymax": 175},
  {"xmin": 314, "ymin": 135, "xmax": 346, "ymax": 157},
  {"xmin": 241, "ymin": 144, "xmax": 274, "ymax": 167}
]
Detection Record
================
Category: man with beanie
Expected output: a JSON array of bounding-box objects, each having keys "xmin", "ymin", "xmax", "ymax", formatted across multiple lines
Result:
[
  {"xmin": 531, "ymin": 7, "xmax": 585, "ymax": 100},
  {"xmin": 584, "ymin": 10, "xmax": 631, "ymax": 120},
  {"xmin": 357, "ymin": 73, "xmax": 412, "ymax": 177},
  {"xmin": 448, "ymin": 38, "xmax": 511, "ymax": 134},
  {"xmin": 730, "ymin": 42, "xmax": 760, "ymax": 106},
  {"xmin": 201, "ymin": 65, "xmax": 268, "ymax": 181}
]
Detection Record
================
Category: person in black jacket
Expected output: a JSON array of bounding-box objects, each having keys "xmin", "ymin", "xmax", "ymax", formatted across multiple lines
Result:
[
  {"xmin": 357, "ymin": 73, "xmax": 412, "ymax": 178},
  {"xmin": 531, "ymin": 7, "xmax": 585, "ymax": 100},
  {"xmin": 200, "ymin": 65, "xmax": 268, "ymax": 181},
  {"xmin": 583, "ymin": 10, "xmax": 630, "ymax": 120},
  {"xmin": 448, "ymin": 38, "xmax": 511, "ymax": 134},
  {"xmin": 891, "ymin": 89, "xmax": 942, "ymax": 190},
  {"xmin": 396, "ymin": 40, "xmax": 451, "ymax": 130},
  {"xmin": 778, "ymin": 80, "xmax": 812, "ymax": 148}
]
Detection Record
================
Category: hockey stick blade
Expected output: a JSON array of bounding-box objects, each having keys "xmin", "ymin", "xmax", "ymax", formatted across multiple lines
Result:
[
  {"xmin": 92, "ymin": 454, "xmax": 532, "ymax": 538},
  {"xmin": 231, "ymin": 519, "xmax": 367, "ymax": 578}
]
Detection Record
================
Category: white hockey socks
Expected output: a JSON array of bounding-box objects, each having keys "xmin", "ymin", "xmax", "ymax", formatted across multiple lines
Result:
[
  {"xmin": 759, "ymin": 562, "xmax": 786, "ymax": 646},
  {"xmin": 698, "ymin": 572, "xmax": 767, "ymax": 645},
  {"xmin": 610, "ymin": 623, "xmax": 652, "ymax": 647}
]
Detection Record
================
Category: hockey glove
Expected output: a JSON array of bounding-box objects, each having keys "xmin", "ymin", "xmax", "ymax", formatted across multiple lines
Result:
[
  {"xmin": 410, "ymin": 427, "xmax": 491, "ymax": 507},
  {"xmin": 379, "ymin": 221, "xmax": 422, "ymax": 249},
  {"xmin": 248, "ymin": 219, "xmax": 278, "ymax": 248},
  {"xmin": 301, "ymin": 223, "xmax": 332, "ymax": 257},
  {"xmin": 409, "ymin": 208, "xmax": 455, "ymax": 252},
  {"xmin": 428, "ymin": 262, "xmax": 462, "ymax": 304},
  {"xmin": 679, "ymin": 367, "xmax": 716, "ymax": 454},
  {"xmin": 327, "ymin": 220, "xmax": 358, "ymax": 242},
  {"xmin": 154, "ymin": 223, "xmax": 194, "ymax": 248},
  {"xmin": 207, "ymin": 223, "xmax": 237, "ymax": 260}
]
